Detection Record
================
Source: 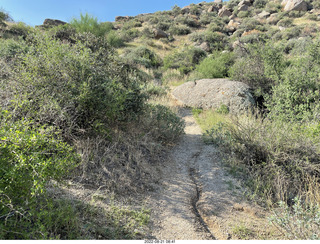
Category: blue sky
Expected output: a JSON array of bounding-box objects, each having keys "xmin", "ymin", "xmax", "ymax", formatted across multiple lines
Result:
[{"xmin": 0, "ymin": 0, "xmax": 208, "ymax": 26}]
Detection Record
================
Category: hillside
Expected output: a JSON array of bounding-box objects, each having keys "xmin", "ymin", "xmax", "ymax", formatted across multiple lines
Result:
[{"xmin": 1, "ymin": 0, "xmax": 320, "ymax": 240}]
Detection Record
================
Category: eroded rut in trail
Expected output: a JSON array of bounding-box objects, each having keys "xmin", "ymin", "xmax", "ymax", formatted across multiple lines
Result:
[{"xmin": 147, "ymin": 107, "xmax": 279, "ymax": 240}]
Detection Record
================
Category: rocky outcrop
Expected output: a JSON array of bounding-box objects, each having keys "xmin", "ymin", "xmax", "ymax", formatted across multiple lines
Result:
[
  {"xmin": 43, "ymin": 19, "xmax": 67, "ymax": 27},
  {"xmin": 115, "ymin": 16, "xmax": 133, "ymax": 22},
  {"xmin": 283, "ymin": 0, "xmax": 308, "ymax": 11},
  {"xmin": 172, "ymin": 79, "xmax": 255, "ymax": 114},
  {"xmin": 238, "ymin": 0, "xmax": 252, "ymax": 11},
  {"xmin": 181, "ymin": 6, "xmax": 191, "ymax": 14}
]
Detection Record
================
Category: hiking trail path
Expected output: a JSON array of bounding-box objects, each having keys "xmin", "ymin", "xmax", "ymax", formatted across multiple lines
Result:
[{"xmin": 147, "ymin": 107, "xmax": 278, "ymax": 240}]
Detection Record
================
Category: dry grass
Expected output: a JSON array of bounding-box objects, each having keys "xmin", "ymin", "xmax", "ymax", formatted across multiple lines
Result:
[{"xmin": 70, "ymin": 128, "xmax": 165, "ymax": 196}]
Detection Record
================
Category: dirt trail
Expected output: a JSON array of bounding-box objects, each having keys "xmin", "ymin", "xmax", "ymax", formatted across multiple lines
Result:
[{"xmin": 148, "ymin": 107, "xmax": 278, "ymax": 240}]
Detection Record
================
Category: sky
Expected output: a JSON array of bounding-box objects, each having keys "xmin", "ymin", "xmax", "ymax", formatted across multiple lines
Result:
[{"xmin": 0, "ymin": 0, "xmax": 209, "ymax": 26}]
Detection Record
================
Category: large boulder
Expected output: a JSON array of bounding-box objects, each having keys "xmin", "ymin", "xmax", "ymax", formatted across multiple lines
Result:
[
  {"xmin": 283, "ymin": 0, "xmax": 308, "ymax": 11},
  {"xmin": 207, "ymin": 5, "xmax": 220, "ymax": 13},
  {"xmin": 172, "ymin": 79, "xmax": 255, "ymax": 114},
  {"xmin": 218, "ymin": 6, "xmax": 233, "ymax": 17}
]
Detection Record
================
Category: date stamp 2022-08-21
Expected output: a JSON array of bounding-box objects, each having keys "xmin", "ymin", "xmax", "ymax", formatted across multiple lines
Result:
[{"xmin": 144, "ymin": 240, "xmax": 176, "ymax": 244}]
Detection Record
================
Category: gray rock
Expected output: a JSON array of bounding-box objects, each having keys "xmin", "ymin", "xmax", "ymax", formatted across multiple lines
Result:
[
  {"xmin": 207, "ymin": 5, "xmax": 219, "ymax": 13},
  {"xmin": 199, "ymin": 42, "xmax": 211, "ymax": 52},
  {"xmin": 238, "ymin": 4, "xmax": 249, "ymax": 11},
  {"xmin": 257, "ymin": 10, "xmax": 271, "ymax": 18},
  {"xmin": 283, "ymin": 0, "xmax": 308, "ymax": 11},
  {"xmin": 153, "ymin": 29, "xmax": 168, "ymax": 39},
  {"xmin": 218, "ymin": 6, "xmax": 233, "ymax": 17},
  {"xmin": 172, "ymin": 79, "xmax": 255, "ymax": 114},
  {"xmin": 214, "ymin": 0, "xmax": 223, "ymax": 3},
  {"xmin": 239, "ymin": 0, "xmax": 252, "ymax": 7}
]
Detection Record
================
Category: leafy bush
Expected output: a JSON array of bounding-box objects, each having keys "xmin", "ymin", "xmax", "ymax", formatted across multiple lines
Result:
[
  {"xmin": 2, "ymin": 32, "xmax": 147, "ymax": 139},
  {"xmin": 0, "ymin": 38, "xmax": 29, "ymax": 61},
  {"xmin": 199, "ymin": 12, "xmax": 217, "ymax": 25},
  {"xmin": 270, "ymin": 198, "xmax": 320, "ymax": 240},
  {"xmin": 0, "ymin": 109, "xmax": 80, "ymax": 239},
  {"xmin": 207, "ymin": 17, "xmax": 228, "ymax": 33},
  {"xmin": 277, "ymin": 17, "xmax": 294, "ymax": 27},
  {"xmin": 123, "ymin": 46, "xmax": 163, "ymax": 68},
  {"xmin": 168, "ymin": 24, "xmax": 191, "ymax": 35},
  {"xmin": 253, "ymin": 0, "xmax": 268, "ymax": 9},
  {"xmin": 143, "ymin": 104, "xmax": 185, "ymax": 143},
  {"xmin": 0, "ymin": 10, "xmax": 11, "ymax": 27},
  {"xmin": 194, "ymin": 51, "xmax": 234, "ymax": 79},
  {"xmin": 70, "ymin": 13, "xmax": 113, "ymax": 37},
  {"xmin": 6, "ymin": 22, "xmax": 32, "ymax": 38},
  {"xmin": 175, "ymin": 15, "xmax": 200, "ymax": 28},
  {"xmin": 106, "ymin": 30, "xmax": 125, "ymax": 47},
  {"xmin": 267, "ymin": 43, "xmax": 320, "ymax": 122},
  {"xmin": 163, "ymin": 47, "xmax": 206, "ymax": 74},
  {"xmin": 189, "ymin": 31, "xmax": 228, "ymax": 51},
  {"xmin": 231, "ymin": 42, "xmax": 285, "ymax": 96}
]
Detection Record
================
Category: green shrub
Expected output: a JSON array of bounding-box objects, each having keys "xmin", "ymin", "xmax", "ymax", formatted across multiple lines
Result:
[
  {"xmin": 199, "ymin": 12, "xmax": 217, "ymax": 25},
  {"xmin": 121, "ymin": 19, "xmax": 142, "ymax": 30},
  {"xmin": 230, "ymin": 42, "xmax": 285, "ymax": 96},
  {"xmin": 194, "ymin": 51, "xmax": 234, "ymax": 79},
  {"xmin": 106, "ymin": 30, "xmax": 125, "ymax": 47},
  {"xmin": 207, "ymin": 18, "xmax": 228, "ymax": 33},
  {"xmin": 70, "ymin": 13, "xmax": 113, "ymax": 37},
  {"xmin": 0, "ymin": 109, "xmax": 80, "ymax": 238},
  {"xmin": 0, "ymin": 10, "xmax": 11, "ymax": 27},
  {"xmin": 237, "ymin": 10, "xmax": 251, "ymax": 18},
  {"xmin": 6, "ymin": 22, "xmax": 32, "ymax": 38},
  {"xmin": 0, "ymin": 38, "xmax": 29, "ymax": 61},
  {"xmin": 175, "ymin": 15, "xmax": 200, "ymax": 28},
  {"xmin": 120, "ymin": 27, "xmax": 140, "ymax": 42},
  {"xmin": 277, "ymin": 17, "xmax": 294, "ymax": 27},
  {"xmin": 270, "ymin": 198, "xmax": 320, "ymax": 240},
  {"xmin": 189, "ymin": 31, "xmax": 228, "ymax": 51},
  {"xmin": 267, "ymin": 60, "xmax": 320, "ymax": 122},
  {"xmin": 168, "ymin": 24, "xmax": 191, "ymax": 35},
  {"xmin": 2, "ymin": 32, "xmax": 147, "ymax": 139},
  {"xmin": 163, "ymin": 47, "xmax": 206, "ymax": 74},
  {"xmin": 143, "ymin": 104, "xmax": 185, "ymax": 143},
  {"xmin": 48, "ymin": 24, "xmax": 77, "ymax": 43},
  {"xmin": 253, "ymin": 0, "xmax": 268, "ymax": 9},
  {"xmin": 123, "ymin": 46, "xmax": 163, "ymax": 68}
]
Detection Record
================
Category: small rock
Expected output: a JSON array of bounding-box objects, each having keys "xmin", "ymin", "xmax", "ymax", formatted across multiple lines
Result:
[
  {"xmin": 199, "ymin": 42, "xmax": 211, "ymax": 52},
  {"xmin": 153, "ymin": 29, "xmax": 168, "ymax": 39},
  {"xmin": 257, "ymin": 10, "xmax": 271, "ymax": 18}
]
